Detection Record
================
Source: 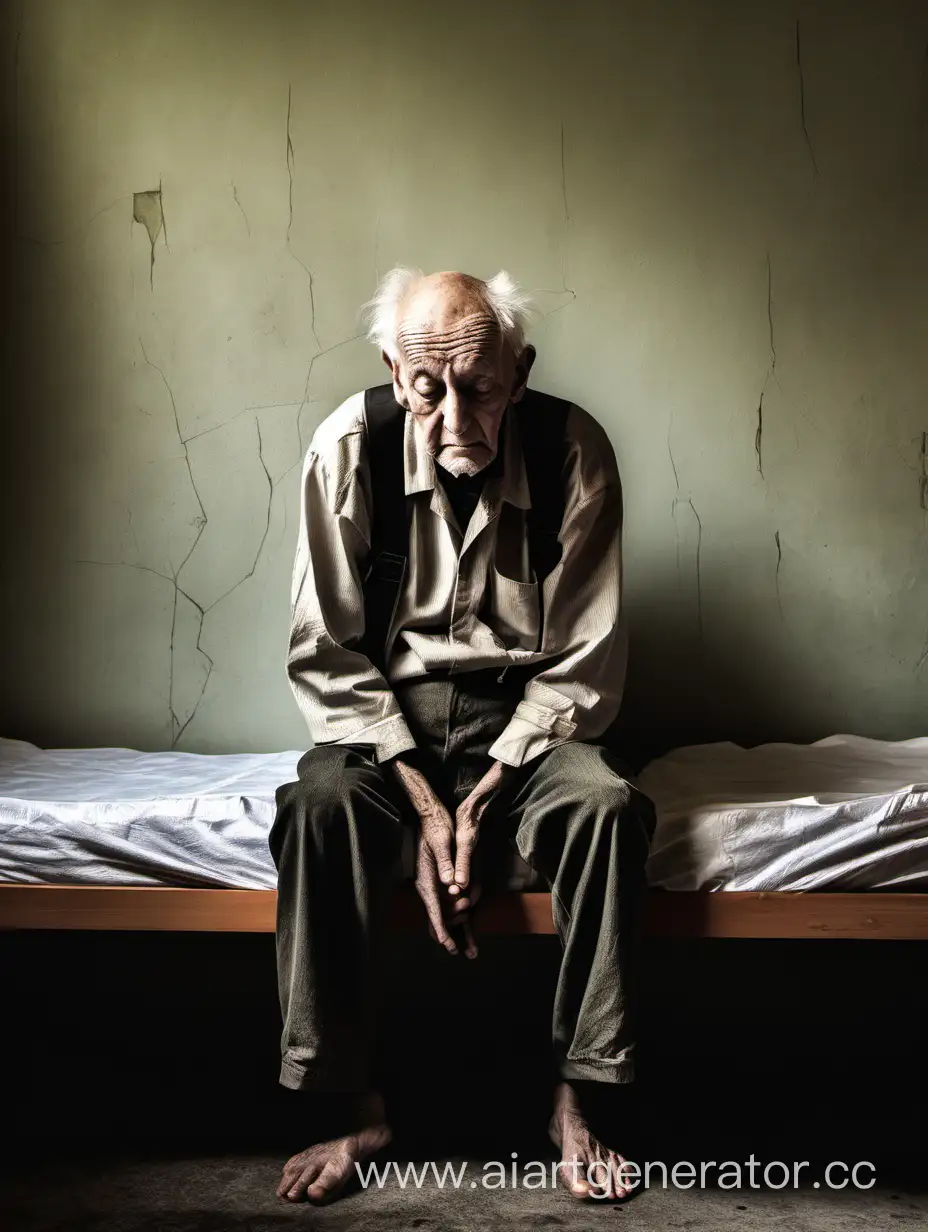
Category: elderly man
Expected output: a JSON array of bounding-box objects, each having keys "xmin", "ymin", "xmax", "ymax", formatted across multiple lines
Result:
[{"xmin": 269, "ymin": 268, "xmax": 655, "ymax": 1203}]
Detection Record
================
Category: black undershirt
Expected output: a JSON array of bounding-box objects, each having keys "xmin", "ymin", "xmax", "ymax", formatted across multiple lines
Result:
[{"xmin": 435, "ymin": 448, "xmax": 504, "ymax": 538}]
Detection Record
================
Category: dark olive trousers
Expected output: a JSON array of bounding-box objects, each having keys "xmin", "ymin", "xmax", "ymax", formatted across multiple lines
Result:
[{"xmin": 269, "ymin": 671, "xmax": 655, "ymax": 1094}]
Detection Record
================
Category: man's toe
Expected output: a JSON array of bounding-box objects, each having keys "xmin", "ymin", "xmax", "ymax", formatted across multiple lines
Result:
[
  {"xmin": 307, "ymin": 1155, "xmax": 352, "ymax": 1202},
  {"xmin": 290, "ymin": 1162, "xmax": 325, "ymax": 1201},
  {"xmin": 277, "ymin": 1165, "xmax": 302, "ymax": 1199}
]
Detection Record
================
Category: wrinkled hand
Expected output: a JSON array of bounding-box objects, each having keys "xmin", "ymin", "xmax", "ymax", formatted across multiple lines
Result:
[
  {"xmin": 392, "ymin": 757, "xmax": 478, "ymax": 958},
  {"xmin": 452, "ymin": 760, "xmax": 511, "ymax": 893}
]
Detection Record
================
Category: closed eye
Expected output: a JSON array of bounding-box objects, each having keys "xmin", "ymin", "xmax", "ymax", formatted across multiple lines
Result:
[{"xmin": 413, "ymin": 376, "xmax": 443, "ymax": 399}]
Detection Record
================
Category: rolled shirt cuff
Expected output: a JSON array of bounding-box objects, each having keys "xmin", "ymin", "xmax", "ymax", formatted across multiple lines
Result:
[
  {"xmin": 332, "ymin": 712, "xmax": 417, "ymax": 764},
  {"xmin": 488, "ymin": 697, "xmax": 578, "ymax": 768}
]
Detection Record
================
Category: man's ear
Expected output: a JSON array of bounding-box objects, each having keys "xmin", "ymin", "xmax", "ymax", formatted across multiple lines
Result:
[
  {"xmin": 509, "ymin": 345, "xmax": 537, "ymax": 404},
  {"xmin": 383, "ymin": 350, "xmax": 409, "ymax": 408}
]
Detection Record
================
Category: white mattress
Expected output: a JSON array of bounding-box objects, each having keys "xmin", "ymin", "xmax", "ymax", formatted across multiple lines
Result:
[
  {"xmin": 0, "ymin": 737, "xmax": 532, "ymax": 888},
  {"xmin": 0, "ymin": 738, "xmax": 296, "ymax": 888},
  {"xmin": 641, "ymin": 734, "xmax": 928, "ymax": 891},
  {"xmin": 2, "ymin": 734, "xmax": 927, "ymax": 892}
]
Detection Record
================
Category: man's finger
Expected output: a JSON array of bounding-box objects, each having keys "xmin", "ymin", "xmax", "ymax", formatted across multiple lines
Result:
[
  {"xmin": 416, "ymin": 875, "xmax": 457, "ymax": 954},
  {"xmin": 428, "ymin": 828, "xmax": 456, "ymax": 886},
  {"xmin": 449, "ymin": 882, "xmax": 481, "ymax": 916},
  {"xmin": 453, "ymin": 822, "xmax": 478, "ymax": 888},
  {"xmin": 461, "ymin": 918, "xmax": 478, "ymax": 960}
]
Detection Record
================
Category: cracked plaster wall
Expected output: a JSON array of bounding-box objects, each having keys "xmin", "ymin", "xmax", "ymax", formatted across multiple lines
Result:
[{"xmin": 2, "ymin": 0, "xmax": 927, "ymax": 757}]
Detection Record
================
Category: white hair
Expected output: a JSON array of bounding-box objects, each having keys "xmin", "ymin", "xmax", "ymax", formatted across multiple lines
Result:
[{"xmin": 363, "ymin": 267, "xmax": 534, "ymax": 360}]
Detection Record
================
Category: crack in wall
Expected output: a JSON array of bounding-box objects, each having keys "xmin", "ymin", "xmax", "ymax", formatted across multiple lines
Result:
[
  {"xmin": 289, "ymin": 249, "xmax": 321, "ymax": 350},
  {"xmin": 138, "ymin": 336, "xmax": 212, "ymax": 742},
  {"xmin": 181, "ymin": 401, "xmax": 297, "ymax": 446},
  {"xmin": 766, "ymin": 253, "xmax": 776, "ymax": 374},
  {"xmin": 282, "ymin": 84, "xmax": 324, "ymax": 362},
  {"xmin": 755, "ymin": 392, "xmax": 765, "ymax": 478},
  {"xmin": 231, "ymin": 182, "xmax": 251, "ymax": 235},
  {"xmin": 755, "ymin": 254, "xmax": 776, "ymax": 480},
  {"xmin": 78, "ymin": 398, "xmax": 279, "ymax": 745},
  {"xmin": 170, "ymin": 418, "xmax": 278, "ymax": 744},
  {"xmin": 286, "ymin": 83, "xmax": 294, "ymax": 242},
  {"xmin": 127, "ymin": 507, "xmax": 140, "ymax": 558},
  {"xmin": 170, "ymin": 588, "xmax": 214, "ymax": 746},
  {"xmin": 139, "ymin": 337, "xmax": 207, "ymax": 575},
  {"xmin": 668, "ymin": 430, "xmax": 704, "ymax": 637},
  {"xmin": 795, "ymin": 19, "xmax": 819, "ymax": 178},
  {"xmin": 774, "ymin": 529, "xmax": 784, "ymax": 617},
  {"xmin": 75, "ymin": 558, "xmax": 214, "ymax": 740},
  {"xmin": 198, "ymin": 418, "xmax": 274, "ymax": 616},
  {"xmin": 559, "ymin": 121, "xmax": 577, "ymax": 302},
  {"xmin": 294, "ymin": 332, "xmax": 366, "ymax": 459},
  {"xmin": 916, "ymin": 634, "xmax": 928, "ymax": 676}
]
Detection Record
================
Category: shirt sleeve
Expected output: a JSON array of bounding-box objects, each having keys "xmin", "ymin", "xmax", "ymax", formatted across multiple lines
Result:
[
  {"xmin": 488, "ymin": 420, "xmax": 626, "ymax": 768},
  {"xmin": 286, "ymin": 412, "xmax": 416, "ymax": 763}
]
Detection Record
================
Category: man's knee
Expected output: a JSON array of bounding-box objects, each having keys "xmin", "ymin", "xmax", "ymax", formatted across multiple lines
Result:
[
  {"xmin": 272, "ymin": 745, "xmax": 381, "ymax": 849},
  {"xmin": 543, "ymin": 743, "xmax": 654, "ymax": 855},
  {"xmin": 543, "ymin": 743, "xmax": 633, "ymax": 814}
]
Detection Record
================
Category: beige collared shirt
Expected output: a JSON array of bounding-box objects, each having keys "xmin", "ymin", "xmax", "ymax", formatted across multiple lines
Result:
[{"xmin": 287, "ymin": 390, "xmax": 626, "ymax": 767}]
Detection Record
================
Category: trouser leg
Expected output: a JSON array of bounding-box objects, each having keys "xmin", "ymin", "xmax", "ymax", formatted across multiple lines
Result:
[
  {"xmin": 509, "ymin": 743, "xmax": 656, "ymax": 1084},
  {"xmin": 268, "ymin": 744, "xmax": 405, "ymax": 1092}
]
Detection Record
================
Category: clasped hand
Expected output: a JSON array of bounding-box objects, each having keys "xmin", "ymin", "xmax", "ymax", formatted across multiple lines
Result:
[{"xmin": 392, "ymin": 758, "xmax": 508, "ymax": 960}]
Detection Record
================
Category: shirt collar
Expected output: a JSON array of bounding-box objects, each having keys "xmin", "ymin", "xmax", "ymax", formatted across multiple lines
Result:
[{"xmin": 403, "ymin": 406, "xmax": 531, "ymax": 510}]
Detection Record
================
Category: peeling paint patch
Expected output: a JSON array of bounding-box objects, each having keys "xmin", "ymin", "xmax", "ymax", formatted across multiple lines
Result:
[{"xmin": 133, "ymin": 184, "xmax": 166, "ymax": 289}]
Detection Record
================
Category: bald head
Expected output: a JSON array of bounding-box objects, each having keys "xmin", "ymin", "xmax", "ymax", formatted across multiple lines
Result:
[
  {"xmin": 396, "ymin": 271, "xmax": 495, "ymax": 336},
  {"xmin": 382, "ymin": 270, "xmax": 536, "ymax": 478}
]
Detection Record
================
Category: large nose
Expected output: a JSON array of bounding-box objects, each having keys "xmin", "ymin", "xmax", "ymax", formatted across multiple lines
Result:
[{"xmin": 441, "ymin": 385, "xmax": 470, "ymax": 437}]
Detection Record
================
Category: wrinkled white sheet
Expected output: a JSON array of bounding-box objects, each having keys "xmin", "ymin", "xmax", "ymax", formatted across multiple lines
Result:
[
  {"xmin": 0, "ymin": 738, "xmax": 298, "ymax": 887},
  {"xmin": 0, "ymin": 738, "xmax": 534, "ymax": 889},
  {"xmin": 3, "ymin": 734, "xmax": 927, "ymax": 892},
  {"xmin": 641, "ymin": 734, "xmax": 928, "ymax": 891}
]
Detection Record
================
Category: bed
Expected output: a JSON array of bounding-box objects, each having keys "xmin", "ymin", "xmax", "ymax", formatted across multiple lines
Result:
[{"xmin": 2, "ymin": 735, "xmax": 927, "ymax": 939}]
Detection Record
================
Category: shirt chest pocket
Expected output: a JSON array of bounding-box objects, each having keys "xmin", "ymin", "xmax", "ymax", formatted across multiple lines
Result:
[{"xmin": 488, "ymin": 567, "xmax": 540, "ymax": 652}]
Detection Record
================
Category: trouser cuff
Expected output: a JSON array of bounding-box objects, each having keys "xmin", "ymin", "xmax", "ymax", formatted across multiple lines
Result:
[
  {"xmin": 559, "ymin": 1055, "xmax": 636, "ymax": 1084},
  {"xmin": 279, "ymin": 1057, "xmax": 368, "ymax": 1093}
]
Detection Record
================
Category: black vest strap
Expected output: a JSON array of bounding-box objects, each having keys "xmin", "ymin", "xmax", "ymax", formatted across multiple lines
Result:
[
  {"xmin": 358, "ymin": 383, "xmax": 570, "ymax": 670},
  {"xmin": 516, "ymin": 389, "xmax": 570, "ymax": 585},
  {"xmin": 516, "ymin": 388, "xmax": 570, "ymax": 650},
  {"xmin": 359, "ymin": 384, "xmax": 409, "ymax": 674}
]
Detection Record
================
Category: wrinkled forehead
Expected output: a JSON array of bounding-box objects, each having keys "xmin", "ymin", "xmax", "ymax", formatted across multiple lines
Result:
[{"xmin": 396, "ymin": 311, "xmax": 502, "ymax": 370}]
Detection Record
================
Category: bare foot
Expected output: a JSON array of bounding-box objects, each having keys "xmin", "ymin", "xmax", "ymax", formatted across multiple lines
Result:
[
  {"xmin": 277, "ymin": 1093, "xmax": 392, "ymax": 1204},
  {"xmin": 548, "ymin": 1081, "xmax": 633, "ymax": 1201}
]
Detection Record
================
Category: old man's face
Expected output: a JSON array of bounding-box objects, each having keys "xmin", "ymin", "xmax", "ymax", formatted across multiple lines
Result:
[{"xmin": 386, "ymin": 273, "xmax": 534, "ymax": 478}]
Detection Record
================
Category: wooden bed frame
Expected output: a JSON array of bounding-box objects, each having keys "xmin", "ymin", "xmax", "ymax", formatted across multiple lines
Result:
[{"xmin": 1, "ymin": 884, "xmax": 927, "ymax": 939}]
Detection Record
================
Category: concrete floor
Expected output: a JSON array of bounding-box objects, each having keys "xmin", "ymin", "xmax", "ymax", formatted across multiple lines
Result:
[{"xmin": 2, "ymin": 1154, "xmax": 926, "ymax": 1232}]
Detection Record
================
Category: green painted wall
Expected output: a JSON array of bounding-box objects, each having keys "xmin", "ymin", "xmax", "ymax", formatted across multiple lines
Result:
[{"xmin": 2, "ymin": 0, "xmax": 926, "ymax": 756}]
